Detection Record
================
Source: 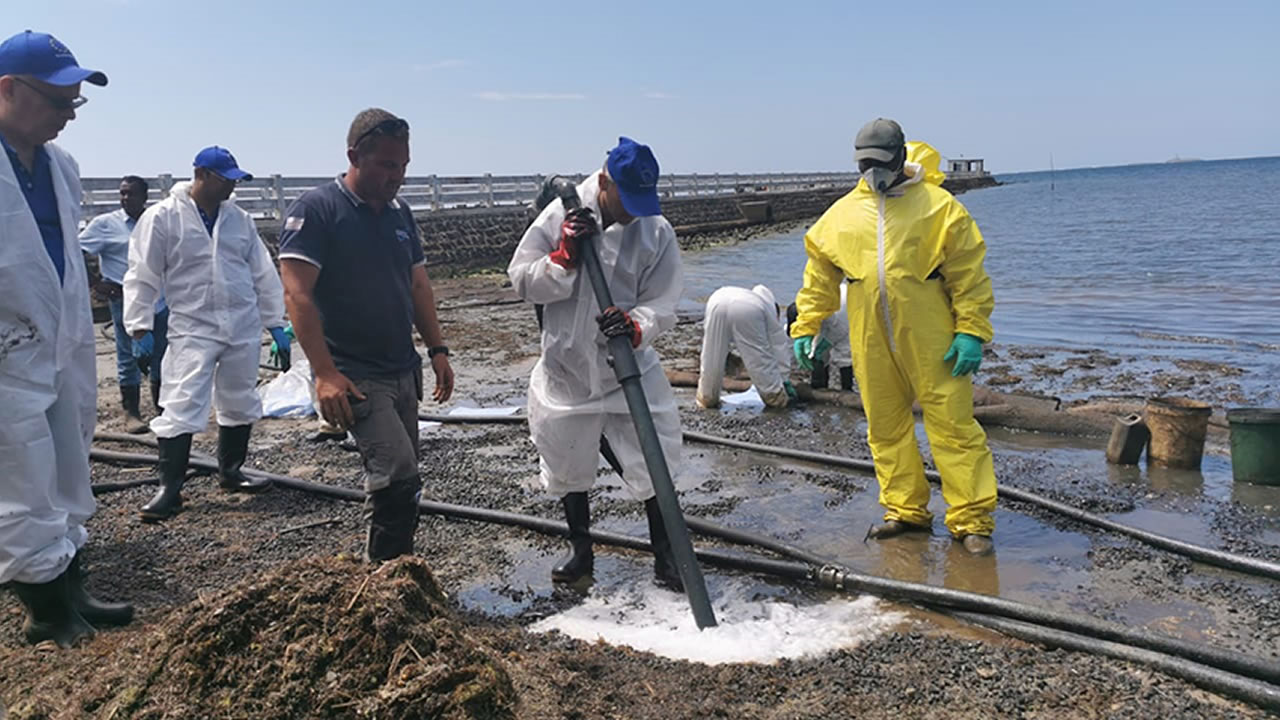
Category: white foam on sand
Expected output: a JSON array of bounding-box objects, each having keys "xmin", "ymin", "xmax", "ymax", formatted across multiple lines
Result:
[{"xmin": 530, "ymin": 579, "xmax": 903, "ymax": 665}]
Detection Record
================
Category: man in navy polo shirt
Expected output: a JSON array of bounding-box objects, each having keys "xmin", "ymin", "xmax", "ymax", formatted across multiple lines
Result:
[
  {"xmin": 279, "ymin": 108, "xmax": 455, "ymax": 563},
  {"xmin": 0, "ymin": 29, "xmax": 133, "ymax": 647}
]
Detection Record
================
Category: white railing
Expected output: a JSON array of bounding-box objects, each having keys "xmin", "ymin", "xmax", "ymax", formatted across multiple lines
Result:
[{"xmin": 81, "ymin": 172, "xmax": 862, "ymax": 221}]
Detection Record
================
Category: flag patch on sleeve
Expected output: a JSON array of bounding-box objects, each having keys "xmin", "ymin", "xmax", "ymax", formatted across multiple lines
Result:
[{"xmin": 284, "ymin": 216, "xmax": 305, "ymax": 232}]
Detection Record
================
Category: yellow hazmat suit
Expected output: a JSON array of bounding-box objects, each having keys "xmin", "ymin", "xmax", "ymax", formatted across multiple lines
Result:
[{"xmin": 791, "ymin": 141, "xmax": 997, "ymax": 537}]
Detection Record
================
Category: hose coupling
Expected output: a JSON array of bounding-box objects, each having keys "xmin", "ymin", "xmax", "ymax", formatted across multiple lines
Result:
[{"xmin": 816, "ymin": 565, "xmax": 849, "ymax": 592}]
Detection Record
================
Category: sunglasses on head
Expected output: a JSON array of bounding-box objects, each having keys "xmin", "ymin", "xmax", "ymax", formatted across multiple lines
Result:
[
  {"xmin": 352, "ymin": 117, "xmax": 409, "ymax": 148},
  {"xmin": 14, "ymin": 77, "xmax": 87, "ymax": 111}
]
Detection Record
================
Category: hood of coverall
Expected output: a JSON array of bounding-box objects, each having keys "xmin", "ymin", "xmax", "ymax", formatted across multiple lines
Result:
[
  {"xmin": 905, "ymin": 141, "xmax": 947, "ymax": 186},
  {"xmin": 750, "ymin": 284, "xmax": 777, "ymax": 309}
]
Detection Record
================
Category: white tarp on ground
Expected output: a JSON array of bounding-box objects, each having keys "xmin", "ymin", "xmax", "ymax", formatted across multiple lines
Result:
[
  {"xmin": 718, "ymin": 387, "xmax": 765, "ymax": 411},
  {"xmin": 259, "ymin": 349, "xmax": 315, "ymax": 418},
  {"xmin": 446, "ymin": 406, "xmax": 524, "ymax": 418}
]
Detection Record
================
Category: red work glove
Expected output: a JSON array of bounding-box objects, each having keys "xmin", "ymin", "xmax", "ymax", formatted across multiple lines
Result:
[
  {"xmin": 549, "ymin": 208, "xmax": 598, "ymax": 269},
  {"xmin": 597, "ymin": 306, "xmax": 642, "ymax": 348}
]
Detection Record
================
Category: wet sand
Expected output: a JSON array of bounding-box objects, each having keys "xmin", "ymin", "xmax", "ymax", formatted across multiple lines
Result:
[{"xmin": 2, "ymin": 274, "xmax": 1277, "ymax": 719}]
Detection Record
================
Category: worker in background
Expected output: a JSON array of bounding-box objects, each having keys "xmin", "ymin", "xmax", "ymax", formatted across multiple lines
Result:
[
  {"xmin": 786, "ymin": 281, "xmax": 853, "ymax": 392},
  {"xmin": 791, "ymin": 118, "xmax": 998, "ymax": 555},
  {"xmin": 124, "ymin": 146, "xmax": 288, "ymax": 521},
  {"xmin": 79, "ymin": 175, "xmax": 169, "ymax": 432},
  {"xmin": 0, "ymin": 29, "xmax": 133, "ymax": 647},
  {"xmin": 508, "ymin": 137, "xmax": 687, "ymax": 590},
  {"xmin": 278, "ymin": 109, "xmax": 455, "ymax": 562},
  {"xmin": 696, "ymin": 284, "xmax": 796, "ymax": 409}
]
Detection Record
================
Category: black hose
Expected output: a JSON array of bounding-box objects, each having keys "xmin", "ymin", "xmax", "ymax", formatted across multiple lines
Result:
[
  {"xmin": 91, "ymin": 477, "xmax": 158, "ymax": 493},
  {"xmin": 952, "ymin": 611, "xmax": 1280, "ymax": 713},
  {"xmin": 87, "ymin": 446, "xmax": 1280, "ymax": 689},
  {"xmin": 94, "ymin": 432, "xmax": 216, "ymax": 461},
  {"xmin": 683, "ymin": 516, "xmax": 833, "ymax": 568},
  {"xmin": 681, "ymin": 429, "xmax": 1280, "ymax": 583}
]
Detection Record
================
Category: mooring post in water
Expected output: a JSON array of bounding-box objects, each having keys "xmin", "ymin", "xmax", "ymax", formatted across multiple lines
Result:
[{"xmin": 535, "ymin": 175, "xmax": 717, "ymax": 629}]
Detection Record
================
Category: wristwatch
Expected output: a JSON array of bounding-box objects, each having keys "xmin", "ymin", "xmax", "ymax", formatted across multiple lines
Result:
[{"xmin": 428, "ymin": 345, "xmax": 450, "ymax": 359}]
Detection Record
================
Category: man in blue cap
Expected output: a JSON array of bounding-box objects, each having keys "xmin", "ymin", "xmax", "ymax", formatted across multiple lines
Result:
[
  {"xmin": 508, "ymin": 137, "xmax": 688, "ymax": 591},
  {"xmin": 0, "ymin": 30, "xmax": 134, "ymax": 647},
  {"xmin": 124, "ymin": 146, "xmax": 289, "ymax": 521}
]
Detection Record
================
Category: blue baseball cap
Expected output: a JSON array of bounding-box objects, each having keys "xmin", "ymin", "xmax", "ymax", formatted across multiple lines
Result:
[
  {"xmin": 605, "ymin": 136, "xmax": 661, "ymax": 217},
  {"xmin": 0, "ymin": 31, "xmax": 107, "ymax": 87},
  {"xmin": 194, "ymin": 146, "xmax": 253, "ymax": 182}
]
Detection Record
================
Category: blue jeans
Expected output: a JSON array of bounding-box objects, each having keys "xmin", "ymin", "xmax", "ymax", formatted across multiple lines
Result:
[{"xmin": 107, "ymin": 297, "xmax": 169, "ymax": 387}]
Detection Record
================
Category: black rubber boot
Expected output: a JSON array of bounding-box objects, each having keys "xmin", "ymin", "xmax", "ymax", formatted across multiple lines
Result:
[
  {"xmin": 365, "ymin": 478, "xmax": 422, "ymax": 562},
  {"xmin": 960, "ymin": 534, "xmax": 995, "ymax": 556},
  {"xmin": 306, "ymin": 429, "xmax": 347, "ymax": 443},
  {"xmin": 866, "ymin": 519, "xmax": 932, "ymax": 540},
  {"xmin": 66, "ymin": 554, "xmax": 134, "ymax": 627},
  {"xmin": 149, "ymin": 378, "xmax": 162, "ymax": 414},
  {"xmin": 839, "ymin": 366, "xmax": 854, "ymax": 391},
  {"xmin": 121, "ymin": 384, "xmax": 148, "ymax": 434},
  {"xmin": 140, "ymin": 433, "xmax": 192, "ymax": 522},
  {"xmin": 645, "ymin": 497, "xmax": 684, "ymax": 593},
  {"xmin": 551, "ymin": 492, "xmax": 593, "ymax": 583},
  {"xmin": 810, "ymin": 363, "xmax": 829, "ymax": 390},
  {"xmin": 9, "ymin": 569, "xmax": 95, "ymax": 648},
  {"xmin": 217, "ymin": 424, "xmax": 271, "ymax": 493}
]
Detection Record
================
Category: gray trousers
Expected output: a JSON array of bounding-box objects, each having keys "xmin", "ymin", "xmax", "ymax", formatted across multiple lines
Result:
[
  {"xmin": 349, "ymin": 368, "xmax": 422, "ymax": 561},
  {"xmin": 350, "ymin": 369, "xmax": 422, "ymax": 492}
]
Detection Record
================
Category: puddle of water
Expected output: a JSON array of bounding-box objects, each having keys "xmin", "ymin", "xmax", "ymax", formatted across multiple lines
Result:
[
  {"xmin": 985, "ymin": 423, "xmax": 1245, "ymax": 505},
  {"xmin": 1231, "ymin": 482, "xmax": 1280, "ymax": 521},
  {"xmin": 529, "ymin": 577, "xmax": 904, "ymax": 665},
  {"xmin": 455, "ymin": 402, "xmax": 1269, "ymax": 652},
  {"xmin": 1110, "ymin": 507, "xmax": 1219, "ymax": 548},
  {"xmin": 679, "ymin": 444, "xmax": 1094, "ymax": 609}
]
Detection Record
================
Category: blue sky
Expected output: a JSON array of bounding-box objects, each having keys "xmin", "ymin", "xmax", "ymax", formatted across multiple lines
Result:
[{"xmin": 10, "ymin": 0, "xmax": 1278, "ymax": 177}]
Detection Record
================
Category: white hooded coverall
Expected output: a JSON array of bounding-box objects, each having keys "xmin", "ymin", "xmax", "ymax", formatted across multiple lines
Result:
[
  {"xmin": 696, "ymin": 284, "xmax": 792, "ymax": 408},
  {"xmin": 123, "ymin": 182, "xmax": 285, "ymax": 437},
  {"xmin": 815, "ymin": 283, "xmax": 851, "ymax": 376},
  {"xmin": 0, "ymin": 143, "xmax": 98, "ymax": 584},
  {"xmin": 508, "ymin": 172, "xmax": 684, "ymax": 500}
]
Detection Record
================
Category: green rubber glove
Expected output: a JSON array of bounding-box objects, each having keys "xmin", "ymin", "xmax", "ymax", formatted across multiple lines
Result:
[
  {"xmin": 793, "ymin": 337, "xmax": 815, "ymax": 371},
  {"xmin": 270, "ymin": 323, "xmax": 295, "ymax": 371},
  {"xmin": 812, "ymin": 337, "xmax": 833, "ymax": 363},
  {"xmin": 783, "ymin": 380, "xmax": 798, "ymax": 402},
  {"xmin": 943, "ymin": 332, "xmax": 984, "ymax": 377}
]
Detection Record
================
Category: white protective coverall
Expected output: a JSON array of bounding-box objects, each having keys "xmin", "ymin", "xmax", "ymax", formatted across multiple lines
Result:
[
  {"xmin": 508, "ymin": 172, "xmax": 684, "ymax": 500},
  {"xmin": 696, "ymin": 284, "xmax": 791, "ymax": 408},
  {"xmin": 809, "ymin": 282, "xmax": 851, "ymax": 378},
  {"xmin": 0, "ymin": 143, "xmax": 98, "ymax": 584},
  {"xmin": 123, "ymin": 182, "xmax": 285, "ymax": 437}
]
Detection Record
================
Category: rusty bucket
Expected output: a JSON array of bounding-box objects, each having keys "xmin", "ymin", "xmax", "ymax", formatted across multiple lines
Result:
[{"xmin": 1145, "ymin": 397, "xmax": 1212, "ymax": 470}]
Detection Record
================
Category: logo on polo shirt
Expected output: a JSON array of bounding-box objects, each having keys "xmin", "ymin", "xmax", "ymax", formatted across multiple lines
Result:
[{"xmin": 395, "ymin": 228, "xmax": 411, "ymax": 244}]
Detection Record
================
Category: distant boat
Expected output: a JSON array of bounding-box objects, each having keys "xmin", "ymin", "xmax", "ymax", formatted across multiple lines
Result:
[{"xmin": 1166, "ymin": 155, "xmax": 1203, "ymax": 163}]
